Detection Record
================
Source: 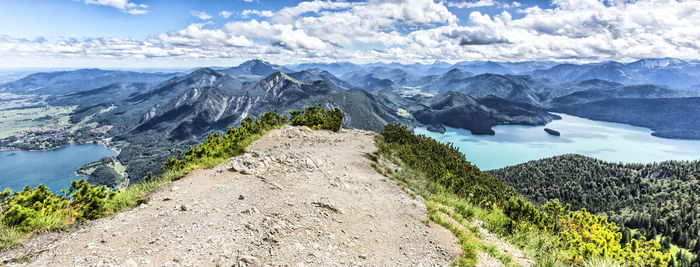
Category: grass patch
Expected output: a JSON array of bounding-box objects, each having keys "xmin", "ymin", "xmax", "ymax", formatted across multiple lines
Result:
[
  {"xmin": 378, "ymin": 149, "xmax": 521, "ymax": 266},
  {"xmin": 0, "ymin": 226, "xmax": 25, "ymax": 250}
]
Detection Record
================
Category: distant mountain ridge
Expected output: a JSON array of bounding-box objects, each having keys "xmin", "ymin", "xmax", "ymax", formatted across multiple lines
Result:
[
  {"xmin": 218, "ymin": 59, "xmax": 293, "ymax": 77},
  {"xmin": 3, "ymin": 58, "xmax": 700, "ymax": 186},
  {"xmin": 0, "ymin": 69, "xmax": 177, "ymax": 95},
  {"xmin": 531, "ymin": 58, "xmax": 700, "ymax": 88}
]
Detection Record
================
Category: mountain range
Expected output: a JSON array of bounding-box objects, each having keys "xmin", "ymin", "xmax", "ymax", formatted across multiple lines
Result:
[{"xmin": 2, "ymin": 58, "xmax": 700, "ymax": 185}]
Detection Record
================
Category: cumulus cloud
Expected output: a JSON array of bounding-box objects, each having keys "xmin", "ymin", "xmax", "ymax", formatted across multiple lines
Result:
[
  {"xmin": 191, "ymin": 10, "xmax": 213, "ymax": 20},
  {"xmin": 5, "ymin": 0, "xmax": 700, "ymax": 65},
  {"xmin": 447, "ymin": 0, "xmax": 496, "ymax": 9},
  {"xmin": 158, "ymin": 23, "xmax": 255, "ymax": 48},
  {"xmin": 242, "ymin": 9, "xmax": 274, "ymax": 18},
  {"xmin": 224, "ymin": 20, "xmax": 328, "ymax": 50},
  {"xmin": 445, "ymin": 29, "xmax": 510, "ymax": 45},
  {"xmin": 82, "ymin": 0, "xmax": 148, "ymax": 14}
]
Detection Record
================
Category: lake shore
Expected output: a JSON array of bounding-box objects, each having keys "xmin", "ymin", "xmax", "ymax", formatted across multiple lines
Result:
[
  {"xmin": 0, "ymin": 143, "xmax": 119, "ymax": 192},
  {"xmin": 416, "ymin": 112, "xmax": 700, "ymax": 170}
]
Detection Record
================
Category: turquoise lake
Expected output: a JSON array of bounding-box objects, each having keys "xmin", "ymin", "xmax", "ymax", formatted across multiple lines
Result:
[
  {"xmin": 415, "ymin": 113, "xmax": 700, "ymax": 170},
  {"xmin": 0, "ymin": 144, "xmax": 117, "ymax": 192}
]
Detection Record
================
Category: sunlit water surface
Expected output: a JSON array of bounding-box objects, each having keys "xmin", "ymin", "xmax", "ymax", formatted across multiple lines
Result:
[
  {"xmin": 0, "ymin": 144, "xmax": 117, "ymax": 192},
  {"xmin": 415, "ymin": 113, "xmax": 700, "ymax": 170}
]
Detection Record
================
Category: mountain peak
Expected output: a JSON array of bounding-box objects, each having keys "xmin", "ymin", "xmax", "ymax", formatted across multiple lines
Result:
[
  {"xmin": 239, "ymin": 59, "xmax": 270, "ymax": 66},
  {"xmin": 222, "ymin": 59, "xmax": 292, "ymax": 77},
  {"xmin": 184, "ymin": 68, "xmax": 225, "ymax": 81},
  {"xmin": 264, "ymin": 71, "xmax": 300, "ymax": 83},
  {"xmin": 628, "ymin": 58, "xmax": 683, "ymax": 69}
]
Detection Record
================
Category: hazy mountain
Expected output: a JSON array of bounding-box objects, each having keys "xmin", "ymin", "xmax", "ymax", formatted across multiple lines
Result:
[
  {"xmin": 422, "ymin": 73, "xmax": 549, "ymax": 105},
  {"xmin": 343, "ymin": 71, "xmax": 403, "ymax": 92},
  {"xmin": 420, "ymin": 68, "xmax": 474, "ymax": 92},
  {"xmin": 410, "ymin": 92, "xmax": 559, "ymax": 135},
  {"xmin": 554, "ymin": 97, "xmax": 700, "ymax": 139},
  {"xmin": 0, "ymin": 68, "xmax": 176, "ymax": 95},
  {"xmin": 531, "ymin": 62, "xmax": 632, "ymax": 84},
  {"xmin": 286, "ymin": 62, "xmax": 360, "ymax": 78},
  {"xmin": 374, "ymin": 89, "xmax": 558, "ymax": 135},
  {"xmin": 497, "ymin": 61, "xmax": 559, "ymax": 74},
  {"xmin": 549, "ymin": 84, "xmax": 695, "ymax": 107},
  {"xmin": 52, "ymin": 82, "xmax": 151, "ymax": 106},
  {"xmin": 531, "ymin": 58, "xmax": 700, "ymax": 88},
  {"xmin": 219, "ymin": 59, "xmax": 293, "ymax": 77},
  {"xmin": 287, "ymin": 69, "xmax": 353, "ymax": 90},
  {"xmin": 426, "ymin": 61, "xmax": 558, "ymax": 75},
  {"xmin": 450, "ymin": 61, "xmax": 514, "ymax": 75},
  {"xmin": 286, "ymin": 60, "xmax": 552, "ymax": 84}
]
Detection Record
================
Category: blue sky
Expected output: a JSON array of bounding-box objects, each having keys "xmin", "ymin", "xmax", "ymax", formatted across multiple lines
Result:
[
  {"xmin": 1, "ymin": 0, "xmax": 298, "ymax": 39},
  {"xmin": 0, "ymin": 0, "xmax": 698, "ymax": 68},
  {"xmin": 0, "ymin": 0, "xmax": 550, "ymax": 38}
]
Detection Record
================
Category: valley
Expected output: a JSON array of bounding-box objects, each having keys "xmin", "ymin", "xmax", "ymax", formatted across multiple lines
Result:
[
  {"xmin": 1, "ymin": 58, "xmax": 699, "ymax": 265},
  {"xmin": 2, "ymin": 58, "xmax": 700, "ymax": 189}
]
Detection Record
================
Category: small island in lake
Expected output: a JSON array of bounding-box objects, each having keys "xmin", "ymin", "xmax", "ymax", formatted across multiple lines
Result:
[
  {"xmin": 544, "ymin": 128, "xmax": 561, "ymax": 136},
  {"xmin": 426, "ymin": 124, "xmax": 446, "ymax": 134}
]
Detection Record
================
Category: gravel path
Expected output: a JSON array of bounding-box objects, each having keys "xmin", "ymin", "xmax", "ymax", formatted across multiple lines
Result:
[{"xmin": 3, "ymin": 126, "xmax": 460, "ymax": 266}]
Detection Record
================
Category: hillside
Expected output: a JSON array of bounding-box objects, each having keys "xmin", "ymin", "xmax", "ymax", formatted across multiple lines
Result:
[
  {"xmin": 1, "ymin": 126, "xmax": 463, "ymax": 265},
  {"xmin": 406, "ymin": 92, "xmax": 559, "ymax": 135},
  {"xmin": 553, "ymin": 97, "xmax": 700, "ymax": 139},
  {"xmin": 1, "ymin": 69, "xmax": 176, "ymax": 95},
  {"xmin": 490, "ymin": 154, "xmax": 700, "ymax": 258}
]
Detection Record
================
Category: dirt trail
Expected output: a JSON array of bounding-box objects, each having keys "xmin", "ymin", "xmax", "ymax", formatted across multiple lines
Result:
[
  {"xmin": 2, "ymin": 126, "xmax": 460, "ymax": 266},
  {"xmin": 473, "ymin": 220, "xmax": 532, "ymax": 267}
]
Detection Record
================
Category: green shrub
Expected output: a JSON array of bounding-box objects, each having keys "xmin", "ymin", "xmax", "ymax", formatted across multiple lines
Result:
[
  {"xmin": 162, "ymin": 110, "xmax": 288, "ymax": 172},
  {"xmin": 379, "ymin": 123, "xmax": 516, "ymax": 208},
  {"xmin": 67, "ymin": 179, "xmax": 116, "ymax": 221},
  {"xmin": 0, "ymin": 185, "xmax": 70, "ymax": 232},
  {"xmin": 290, "ymin": 104, "xmax": 343, "ymax": 132},
  {"xmin": 0, "ymin": 179, "xmax": 116, "ymax": 234}
]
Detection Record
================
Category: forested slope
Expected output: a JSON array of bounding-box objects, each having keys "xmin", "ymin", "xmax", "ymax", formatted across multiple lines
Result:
[{"xmin": 490, "ymin": 154, "xmax": 700, "ymax": 261}]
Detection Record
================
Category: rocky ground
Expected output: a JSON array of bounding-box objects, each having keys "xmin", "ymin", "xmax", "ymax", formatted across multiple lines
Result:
[{"xmin": 2, "ymin": 126, "xmax": 462, "ymax": 266}]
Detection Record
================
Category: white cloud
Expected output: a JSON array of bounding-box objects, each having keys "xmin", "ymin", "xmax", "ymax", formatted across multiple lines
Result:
[
  {"xmin": 242, "ymin": 0, "xmax": 455, "ymax": 47},
  {"xmin": 158, "ymin": 23, "xmax": 254, "ymax": 48},
  {"xmin": 447, "ymin": 0, "xmax": 496, "ymax": 9},
  {"xmin": 191, "ymin": 10, "xmax": 213, "ymax": 20},
  {"xmin": 242, "ymin": 9, "xmax": 274, "ymax": 18},
  {"xmin": 5, "ymin": 0, "xmax": 700, "ymax": 65},
  {"xmin": 224, "ymin": 20, "xmax": 328, "ymax": 50},
  {"xmin": 220, "ymin": 11, "xmax": 233, "ymax": 18},
  {"xmin": 82, "ymin": 0, "xmax": 148, "ymax": 14}
]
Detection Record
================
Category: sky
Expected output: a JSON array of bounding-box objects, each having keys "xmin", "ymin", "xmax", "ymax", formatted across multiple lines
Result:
[{"xmin": 0, "ymin": 0, "xmax": 698, "ymax": 68}]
